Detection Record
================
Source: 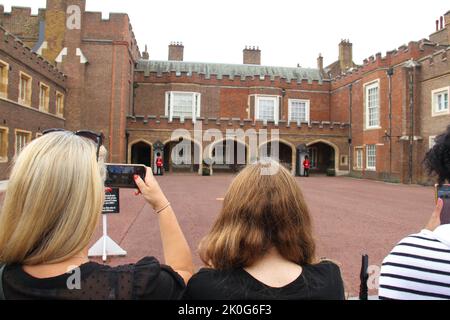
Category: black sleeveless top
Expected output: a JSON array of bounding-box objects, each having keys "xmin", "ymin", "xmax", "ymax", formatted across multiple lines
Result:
[
  {"xmin": 2, "ymin": 257, "xmax": 185, "ymax": 300},
  {"xmin": 184, "ymin": 261, "xmax": 345, "ymax": 300}
]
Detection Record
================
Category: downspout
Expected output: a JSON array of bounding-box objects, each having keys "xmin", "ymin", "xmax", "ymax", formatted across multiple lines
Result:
[
  {"xmin": 125, "ymin": 131, "xmax": 130, "ymax": 164},
  {"xmin": 387, "ymin": 68, "xmax": 394, "ymax": 180},
  {"xmin": 348, "ymin": 83, "xmax": 353, "ymax": 175},
  {"xmin": 408, "ymin": 68, "xmax": 414, "ymax": 184}
]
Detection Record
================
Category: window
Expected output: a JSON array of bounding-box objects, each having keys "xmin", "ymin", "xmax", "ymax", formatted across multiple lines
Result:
[
  {"xmin": 165, "ymin": 92, "xmax": 201, "ymax": 122},
  {"xmin": 255, "ymin": 96, "xmax": 279, "ymax": 124},
  {"xmin": 39, "ymin": 83, "xmax": 50, "ymax": 112},
  {"xmin": 56, "ymin": 92, "xmax": 65, "ymax": 116},
  {"xmin": 15, "ymin": 130, "xmax": 31, "ymax": 155},
  {"xmin": 307, "ymin": 147, "xmax": 318, "ymax": 169},
  {"xmin": 0, "ymin": 127, "xmax": 8, "ymax": 163},
  {"xmin": 19, "ymin": 72, "xmax": 32, "ymax": 106},
  {"xmin": 288, "ymin": 99, "xmax": 310, "ymax": 124},
  {"xmin": 366, "ymin": 145, "xmax": 376, "ymax": 171},
  {"xmin": 365, "ymin": 81, "xmax": 380, "ymax": 129},
  {"xmin": 429, "ymin": 136, "xmax": 436, "ymax": 149},
  {"xmin": 0, "ymin": 60, "xmax": 8, "ymax": 98},
  {"xmin": 432, "ymin": 87, "xmax": 449, "ymax": 116},
  {"xmin": 354, "ymin": 147, "xmax": 363, "ymax": 170}
]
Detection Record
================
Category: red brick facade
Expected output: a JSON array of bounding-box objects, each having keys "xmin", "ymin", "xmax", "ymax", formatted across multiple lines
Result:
[{"xmin": 0, "ymin": 1, "xmax": 448, "ymax": 184}]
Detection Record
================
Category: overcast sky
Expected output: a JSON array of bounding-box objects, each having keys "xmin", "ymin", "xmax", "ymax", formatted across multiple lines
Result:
[{"xmin": 2, "ymin": 0, "xmax": 448, "ymax": 68}]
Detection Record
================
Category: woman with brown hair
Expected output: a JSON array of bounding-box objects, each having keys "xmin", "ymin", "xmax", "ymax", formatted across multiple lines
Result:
[{"xmin": 184, "ymin": 160, "xmax": 345, "ymax": 300}]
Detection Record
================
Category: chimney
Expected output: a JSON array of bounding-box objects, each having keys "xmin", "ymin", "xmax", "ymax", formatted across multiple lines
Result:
[
  {"xmin": 142, "ymin": 45, "xmax": 149, "ymax": 60},
  {"xmin": 317, "ymin": 53, "xmax": 324, "ymax": 71},
  {"xmin": 243, "ymin": 46, "xmax": 261, "ymax": 65},
  {"xmin": 440, "ymin": 16, "xmax": 444, "ymax": 30},
  {"xmin": 436, "ymin": 19, "xmax": 440, "ymax": 32},
  {"xmin": 168, "ymin": 42, "xmax": 184, "ymax": 61},
  {"xmin": 339, "ymin": 39, "xmax": 353, "ymax": 71}
]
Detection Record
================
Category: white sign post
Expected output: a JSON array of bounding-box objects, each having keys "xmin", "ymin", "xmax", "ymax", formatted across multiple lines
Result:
[
  {"xmin": 88, "ymin": 215, "xmax": 127, "ymax": 262},
  {"xmin": 88, "ymin": 188, "xmax": 126, "ymax": 261}
]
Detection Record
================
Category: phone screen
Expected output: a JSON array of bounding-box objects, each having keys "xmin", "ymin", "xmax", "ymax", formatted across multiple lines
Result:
[
  {"xmin": 436, "ymin": 184, "xmax": 450, "ymax": 225},
  {"xmin": 105, "ymin": 164, "xmax": 146, "ymax": 189}
]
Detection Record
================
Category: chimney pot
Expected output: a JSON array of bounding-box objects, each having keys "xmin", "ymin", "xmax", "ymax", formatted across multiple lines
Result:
[
  {"xmin": 168, "ymin": 42, "xmax": 184, "ymax": 61},
  {"xmin": 243, "ymin": 46, "xmax": 261, "ymax": 65},
  {"xmin": 317, "ymin": 53, "xmax": 324, "ymax": 71}
]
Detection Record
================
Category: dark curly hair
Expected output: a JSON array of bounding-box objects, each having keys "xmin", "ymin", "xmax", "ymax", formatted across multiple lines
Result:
[{"xmin": 424, "ymin": 125, "xmax": 450, "ymax": 185}]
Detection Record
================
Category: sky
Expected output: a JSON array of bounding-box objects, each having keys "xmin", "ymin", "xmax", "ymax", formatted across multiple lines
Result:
[{"xmin": 1, "ymin": 0, "xmax": 448, "ymax": 68}]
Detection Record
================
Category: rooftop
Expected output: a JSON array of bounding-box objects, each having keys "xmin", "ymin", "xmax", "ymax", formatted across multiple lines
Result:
[{"xmin": 136, "ymin": 60, "xmax": 325, "ymax": 83}]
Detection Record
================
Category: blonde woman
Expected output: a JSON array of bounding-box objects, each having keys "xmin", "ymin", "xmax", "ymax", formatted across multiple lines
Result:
[
  {"xmin": 0, "ymin": 130, "xmax": 193, "ymax": 300},
  {"xmin": 184, "ymin": 161, "xmax": 345, "ymax": 300}
]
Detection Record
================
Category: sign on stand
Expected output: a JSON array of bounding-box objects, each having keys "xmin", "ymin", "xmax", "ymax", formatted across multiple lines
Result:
[{"xmin": 88, "ymin": 188, "xmax": 127, "ymax": 261}]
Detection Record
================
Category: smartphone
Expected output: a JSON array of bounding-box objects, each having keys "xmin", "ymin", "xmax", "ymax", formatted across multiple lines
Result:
[
  {"xmin": 435, "ymin": 184, "xmax": 450, "ymax": 225},
  {"xmin": 105, "ymin": 164, "xmax": 146, "ymax": 189}
]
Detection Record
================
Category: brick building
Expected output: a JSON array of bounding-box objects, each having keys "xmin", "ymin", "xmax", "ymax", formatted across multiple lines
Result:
[
  {"xmin": 0, "ymin": 24, "xmax": 66, "ymax": 180},
  {"xmin": 0, "ymin": 0, "xmax": 448, "ymax": 184}
]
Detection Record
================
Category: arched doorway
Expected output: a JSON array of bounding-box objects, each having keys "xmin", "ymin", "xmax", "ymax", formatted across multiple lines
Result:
[
  {"xmin": 259, "ymin": 140, "xmax": 295, "ymax": 173},
  {"xmin": 210, "ymin": 139, "xmax": 248, "ymax": 173},
  {"xmin": 131, "ymin": 141, "xmax": 152, "ymax": 167},
  {"xmin": 306, "ymin": 141, "xmax": 337, "ymax": 174},
  {"xmin": 163, "ymin": 139, "xmax": 201, "ymax": 173}
]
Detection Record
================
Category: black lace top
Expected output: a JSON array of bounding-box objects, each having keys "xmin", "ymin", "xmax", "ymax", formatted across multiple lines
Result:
[{"xmin": 2, "ymin": 257, "xmax": 185, "ymax": 300}]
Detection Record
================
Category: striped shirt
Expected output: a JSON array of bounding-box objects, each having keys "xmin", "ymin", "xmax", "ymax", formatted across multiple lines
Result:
[{"xmin": 379, "ymin": 224, "xmax": 450, "ymax": 300}]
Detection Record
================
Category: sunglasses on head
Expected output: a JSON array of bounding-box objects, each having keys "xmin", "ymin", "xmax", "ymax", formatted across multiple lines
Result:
[{"xmin": 42, "ymin": 129, "xmax": 105, "ymax": 160}]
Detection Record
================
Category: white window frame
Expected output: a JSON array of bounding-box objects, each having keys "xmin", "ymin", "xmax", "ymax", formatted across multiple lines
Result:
[
  {"xmin": 364, "ymin": 80, "xmax": 380, "ymax": 130},
  {"xmin": 354, "ymin": 147, "xmax": 363, "ymax": 170},
  {"xmin": 366, "ymin": 145, "xmax": 376, "ymax": 171},
  {"xmin": 19, "ymin": 71, "xmax": 32, "ymax": 107},
  {"xmin": 14, "ymin": 129, "xmax": 32, "ymax": 156},
  {"xmin": 0, "ymin": 126, "xmax": 8, "ymax": 163},
  {"xmin": 429, "ymin": 136, "xmax": 437, "ymax": 149},
  {"xmin": 288, "ymin": 99, "xmax": 310, "ymax": 125},
  {"xmin": 165, "ymin": 91, "xmax": 201, "ymax": 122},
  {"xmin": 255, "ymin": 95, "xmax": 279, "ymax": 124},
  {"xmin": 431, "ymin": 87, "xmax": 449, "ymax": 117}
]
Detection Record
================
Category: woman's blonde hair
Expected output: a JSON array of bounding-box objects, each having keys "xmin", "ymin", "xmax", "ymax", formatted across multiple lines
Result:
[
  {"xmin": 199, "ymin": 160, "xmax": 316, "ymax": 270},
  {"xmin": 0, "ymin": 132, "xmax": 105, "ymax": 265}
]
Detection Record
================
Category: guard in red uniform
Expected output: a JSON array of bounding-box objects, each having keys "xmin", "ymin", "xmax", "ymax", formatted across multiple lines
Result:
[
  {"xmin": 156, "ymin": 153, "xmax": 164, "ymax": 176},
  {"xmin": 303, "ymin": 155, "xmax": 311, "ymax": 177}
]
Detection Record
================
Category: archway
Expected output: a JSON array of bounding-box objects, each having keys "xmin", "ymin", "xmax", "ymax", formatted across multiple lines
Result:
[
  {"xmin": 306, "ymin": 140, "xmax": 338, "ymax": 174},
  {"xmin": 259, "ymin": 140, "xmax": 296, "ymax": 174},
  {"xmin": 130, "ymin": 141, "xmax": 152, "ymax": 167},
  {"xmin": 210, "ymin": 139, "xmax": 248, "ymax": 173},
  {"xmin": 163, "ymin": 138, "xmax": 202, "ymax": 173}
]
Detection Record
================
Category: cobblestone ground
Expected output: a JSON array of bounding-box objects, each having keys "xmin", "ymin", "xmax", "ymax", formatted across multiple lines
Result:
[{"xmin": 0, "ymin": 175, "xmax": 436, "ymax": 297}]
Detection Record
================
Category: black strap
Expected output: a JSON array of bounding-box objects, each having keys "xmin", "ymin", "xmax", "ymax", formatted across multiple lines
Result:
[{"xmin": 0, "ymin": 263, "xmax": 6, "ymax": 300}]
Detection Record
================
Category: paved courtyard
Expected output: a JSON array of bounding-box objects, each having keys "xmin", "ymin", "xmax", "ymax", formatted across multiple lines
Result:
[
  {"xmin": 0, "ymin": 175, "xmax": 436, "ymax": 297},
  {"xmin": 89, "ymin": 174, "xmax": 435, "ymax": 297}
]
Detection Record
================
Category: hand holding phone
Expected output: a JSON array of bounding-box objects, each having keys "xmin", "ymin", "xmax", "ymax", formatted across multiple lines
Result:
[{"xmin": 105, "ymin": 164, "xmax": 146, "ymax": 189}]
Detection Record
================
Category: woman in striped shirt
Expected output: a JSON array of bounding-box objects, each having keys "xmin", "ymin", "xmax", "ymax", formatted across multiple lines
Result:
[{"xmin": 379, "ymin": 125, "xmax": 450, "ymax": 300}]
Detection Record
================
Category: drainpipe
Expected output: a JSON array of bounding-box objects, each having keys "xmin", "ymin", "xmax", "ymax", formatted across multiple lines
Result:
[
  {"xmin": 387, "ymin": 68, "xmax": 394, "ymax": 180},
  {"xmin": 404, "ymin": 59, "xmax": 419, "ymax": 184},
  {"xmin": 348, "ymin": 83, "xmax": 353, "ymax": 174},
  {"xmin": 125, "ymin": 131, "xmax": 130, "ymax": 164}
]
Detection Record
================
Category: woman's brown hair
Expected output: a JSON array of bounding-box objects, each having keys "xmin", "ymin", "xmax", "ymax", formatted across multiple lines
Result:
[{"xmin": 199, "ymin": 160, "xmax": 316, "ymax": 270}]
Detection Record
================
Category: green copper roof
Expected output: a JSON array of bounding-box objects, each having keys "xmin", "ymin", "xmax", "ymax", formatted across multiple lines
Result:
[{"xmin": 136, "ymin": 60, "xmax": 325, "ymax": 83}]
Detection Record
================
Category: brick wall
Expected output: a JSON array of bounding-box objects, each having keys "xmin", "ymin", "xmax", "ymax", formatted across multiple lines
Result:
[
  {"xmin": 134, "ymin": 72, "xmax": 331, "ymax": 123},
  {"xmin": 417, "ymin": 48, "xmax": 450, "ymax": 185}
]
